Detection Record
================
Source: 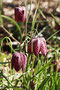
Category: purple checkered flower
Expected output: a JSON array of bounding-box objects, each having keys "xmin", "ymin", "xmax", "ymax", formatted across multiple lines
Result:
[
  {"xmin": 11, "ymin": 52, "xmax": 27, "ymax": 72},
  {"xmin": 15, "ymin": 6, "xmax": 27, "ymax": 22}
]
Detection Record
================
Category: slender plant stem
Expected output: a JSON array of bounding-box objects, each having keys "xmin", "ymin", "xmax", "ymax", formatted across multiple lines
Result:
[
  {"xmin": 24, "ymin": 0, "xmax": 27, "ymax": 53},
  {"xmin": 0, "ymin": 25, "xmax": 21, "ymax": 45}
]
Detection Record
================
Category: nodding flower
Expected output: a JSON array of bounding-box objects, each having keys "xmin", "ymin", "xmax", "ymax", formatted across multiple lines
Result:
[
  {"xmin": 11, "ymin": 52, "xmax": 27, "ymax": 72},
  {"xmin": 28, "ymin": 37, "xmax": 47, "ymax": 56},
  {"xmin": 15, "ymin": 6, "xmax": 27, "ymax": 22}
]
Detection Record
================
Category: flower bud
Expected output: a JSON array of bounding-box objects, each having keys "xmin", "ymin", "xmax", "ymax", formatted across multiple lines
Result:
[
  {"xmin": 11, "ymin": 52, "xmax": 27, "ymax": 72},
  {"xmin": 28, "ymin": 37, "xmax": 47, "ymax": 56},
  {"xmin": 15, "ymin": 6, "xmax": 27, "ymax": 22}
]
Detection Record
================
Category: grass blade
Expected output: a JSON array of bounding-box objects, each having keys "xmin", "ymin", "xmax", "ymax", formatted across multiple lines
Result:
[{"xmin": 1, "ymin": 15, "xmax": 22, "ymax": 38}]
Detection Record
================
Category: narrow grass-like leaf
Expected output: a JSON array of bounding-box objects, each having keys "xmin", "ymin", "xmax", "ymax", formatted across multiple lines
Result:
[
  {"xmin": 46, "ymin": 29, "xmax": 60, "ymax": 41},
  {"xmin": 38, "ymin": 76, "xmax": 51, "ymax": 89},
  {"xmin": 0, "ymin": 13, "xmax": 3, "ymax": 25},
  {"xmin": 33, "ymin": 58, "xmax": 53, "ymax": 78},
  {"xmin": 1, "ymin": 36, "xmax": 14, "ymax": 52},
  {"xmin": 39, "ymin": 25, "xmax": 49, "ymax": 35},
  {"xmin": 0, "ymin": 62, "xmax": 11, "ymax": 64},
  {"xmin": 0, "ymin": 72, "xmax": 12, "ymax": 86},
  {"xmin": 38, "ymin": 8, "xmax": 46, "ymax": 19},
  {"xmin": 1, "ymin": 15, "xmax": 22, "ymax": 38},
  {"xmin": 50, "ymin": 13, "xmax": 60, "ymax": 25},
  {"xmin": 31, "ymin": 4, "xmax": 39, "ymax": 31}
]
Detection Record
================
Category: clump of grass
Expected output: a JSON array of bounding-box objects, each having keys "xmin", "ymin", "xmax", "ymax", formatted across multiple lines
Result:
[{"xmin": 0, "ymin": 0, "xmax": 60, "ymax": 90}]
